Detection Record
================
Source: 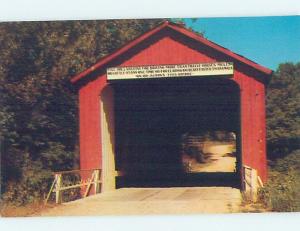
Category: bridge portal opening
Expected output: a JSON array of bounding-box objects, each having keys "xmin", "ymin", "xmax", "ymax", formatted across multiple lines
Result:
[{"xmin": 102, "ymin": 77, "xmax": 241, "ymax": 189}]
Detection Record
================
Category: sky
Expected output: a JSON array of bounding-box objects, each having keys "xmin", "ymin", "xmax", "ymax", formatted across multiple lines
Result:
[{"xmin": 184, "ymin": 16, "xmax": 300, "ymax": 71}]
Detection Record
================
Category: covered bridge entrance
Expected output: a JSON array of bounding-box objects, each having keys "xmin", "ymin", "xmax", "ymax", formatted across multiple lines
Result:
[
  {"xmin": 71, "ymin": 21, "xmax": 272, "ymax": 195},
  {"xmin": 112, "ymin": 77, "xmax": 240, "ymax": 188}
]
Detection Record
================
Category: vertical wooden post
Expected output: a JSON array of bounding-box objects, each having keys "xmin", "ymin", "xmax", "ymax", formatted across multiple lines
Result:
[
  {"xmin": 251, "ymin": 169, "xmax": 258, "ymax": 202},
  {"xmin": 243, "ymin": 166, "xmax": 251, "ymax": 197},
  {"xmin": 55, "ymin": 174, "xmax": 62, "ymax": 204},
  {"xmin": 94, "ymin": 169, "xmax": 101, "ymax": 194},
  {"xmin": 101, "ymin": 86, "xmax": 116, "ymax": 192}
]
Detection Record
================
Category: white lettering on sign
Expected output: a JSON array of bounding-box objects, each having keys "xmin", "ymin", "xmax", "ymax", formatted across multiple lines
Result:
[{"xmin": 107, "ymin": 62, "xmax": 233, "ymax": 80}]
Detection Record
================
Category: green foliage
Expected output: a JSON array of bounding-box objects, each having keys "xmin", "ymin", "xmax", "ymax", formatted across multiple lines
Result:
[
  {"xmin": 262, "ymin": 62, "xmax": 300, "ymax": 212},
  {"xmin": 266, "ymin": 62, "xmax": 300, "ymax": 158},
  {"xmin": 170, "ymin": 18, "xmax": 204, "ymax": 36},
  {"xmin": 0, "ymin": 19, "xmax": 298, "ymax": 208},
  {"xmin": 0, "ymin": 19, "xmax": 162, "ymax": 205},
  {"xmin": 259, "ymin": 149, "xmax": 300, "ymax": 212}
]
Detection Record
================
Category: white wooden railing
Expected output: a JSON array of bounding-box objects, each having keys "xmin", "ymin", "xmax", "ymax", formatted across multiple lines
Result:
[
  {"xmin": 243, "ymin": 165, "xmax": 264, "ymax": 202},
  {"xmin": 45, "ymin": 169, "xmax": 101, "ymax": 204}
]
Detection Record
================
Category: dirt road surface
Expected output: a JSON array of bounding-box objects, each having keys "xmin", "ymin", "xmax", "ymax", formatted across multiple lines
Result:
[
  {"xmin": 39, "ymin": 143, "xmax": 242, "ymax": 216},
  {"xmin": 39, "ymin": 187, "xmax": 242, "ymax": 216},
  {"xmin": 183, "ymin": 142, "xmax": 236, "ymax": 172}
]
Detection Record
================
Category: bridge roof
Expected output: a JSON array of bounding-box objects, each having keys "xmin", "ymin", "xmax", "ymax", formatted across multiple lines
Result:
[{"xmin": 71, "ymin": 21, "xmax": 272, "ymax": 85}]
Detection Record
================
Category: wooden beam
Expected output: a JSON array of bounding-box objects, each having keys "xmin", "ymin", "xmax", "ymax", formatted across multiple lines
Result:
[
  {"xmin": 44, "ymin": 177, "xmax": 57, "ymax": 205},
  {"xmin": 45, "ymin": 169, "xmax": 102, "ymax": 204},
  {"xmin": 84, "ymin": 172, "xmax": 95, "ymax": 197},
  {"xmin": 251, "ymin": 169, "xmax": 258, "ymax": 202},
  {"xmin": 55, "ymin": 174, "xmax": 62, "ymax": 204},
  {"xmin": 94, "ymin": 169, "xmax": 101, "ymax": 194}
]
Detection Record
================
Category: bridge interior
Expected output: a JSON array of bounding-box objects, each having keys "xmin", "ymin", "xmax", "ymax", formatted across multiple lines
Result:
[{"xmin": 112, "ymin": 77, "xmax": 241, "ymax": 188}]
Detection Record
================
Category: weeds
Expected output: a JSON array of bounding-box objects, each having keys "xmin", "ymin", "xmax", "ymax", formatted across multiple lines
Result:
[{"xmin": 259, "ymin": 149, "xmax": 300, "ymax": 212}]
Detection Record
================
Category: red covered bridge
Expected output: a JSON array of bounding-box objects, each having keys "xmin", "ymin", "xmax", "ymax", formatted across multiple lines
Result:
[{"xmin": 71, "ymin": 21, "xmax": 272, "ymax": 196}]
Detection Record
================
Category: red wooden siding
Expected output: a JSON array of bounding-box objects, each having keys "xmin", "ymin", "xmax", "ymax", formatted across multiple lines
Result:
[{"xmin": 75, "ymin": 21, "xmax": 271, "ymax": 184}]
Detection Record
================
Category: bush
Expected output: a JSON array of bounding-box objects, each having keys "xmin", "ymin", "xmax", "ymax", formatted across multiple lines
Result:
[
  {"xmin": 259, "ymin": 149, "xmax": 300, "ymax": 212},
  {"xmin": 2, "ymin": 152, "xmax": 53, "ymax": 205},
  {"xmin": 1, "ymin": 143, "xmax": 76, "ymax": 205},
  {"xmin": 0, "ymin": 19, "xmax": 162, "ymax": 206}
]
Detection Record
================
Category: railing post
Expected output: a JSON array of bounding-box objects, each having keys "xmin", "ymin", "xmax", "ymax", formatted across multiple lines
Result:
[
  {"xmin": 55, "ymin": 173, "xmax": 62, "ymax": 204},
  {"xmin": 251, "ymin": 168, "xmax": 258, "ymax": 202},
  {"xmin": 243, "ymin": 166, "xmax": 251, "ymax": 196},
  {"xmin": 94, "ymin": 169, "xmax": 101, "ymax": 194}
]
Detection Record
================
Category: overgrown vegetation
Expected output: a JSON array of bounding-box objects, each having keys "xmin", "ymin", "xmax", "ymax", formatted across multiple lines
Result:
[
  {"xmin": 259, "ymin": 150, "xmax": 300, "ymax": 212},
  {"xmin": 266, "ymin": 62, "xmax": 300, "ymax": 158},
  {"xmin": 260, "ymin": 62, "xmax": 300, "ymax": 212},
  {"xmin": 0, "ymin": 19, "xmax": 162, "ymax": 205},
  {"xmin": 0, "ymin": 19, "xmax": 299, "ymax": 212}
]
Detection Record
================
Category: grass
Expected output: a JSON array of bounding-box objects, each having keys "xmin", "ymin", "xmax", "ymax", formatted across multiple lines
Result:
[
  {"xmin": 0, "ymin": 201, "xmax": 56, "ymax": 217},
  {"xmin": 259, "ymin": 149, "xmax": 300, "ymax": 212}
]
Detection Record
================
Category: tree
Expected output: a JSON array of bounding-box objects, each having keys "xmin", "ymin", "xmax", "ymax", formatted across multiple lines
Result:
[
  {"xmin": 266, "ymin": 62, "xmax": 300, "ymax": 158},
  {"xmin": 0, "ymin": 19, "xmax": 162, "ymax": 204}
]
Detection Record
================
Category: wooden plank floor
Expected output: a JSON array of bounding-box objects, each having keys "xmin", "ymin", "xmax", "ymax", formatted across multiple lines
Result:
[{"xmin": 40, "ymin": 187, "xmax": 242, "ymax": 216}]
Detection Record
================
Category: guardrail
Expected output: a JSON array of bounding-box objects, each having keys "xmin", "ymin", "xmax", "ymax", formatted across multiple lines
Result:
[
  {"xmin": 45, "ymin": 169, "xmax": 101, "ymax": 204},
  {"xmin": 243, "ymin": 165, "xmax": 263, "ymax": 202}
]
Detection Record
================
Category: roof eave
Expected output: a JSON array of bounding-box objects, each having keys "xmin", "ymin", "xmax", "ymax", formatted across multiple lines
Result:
[
  {"xmin": 71, "ymin": 20, "xmax": 273, "ymax": 85},
  {"xmin": 71, "ymin": 21, "xmax": 170, "ymax": 84}
]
